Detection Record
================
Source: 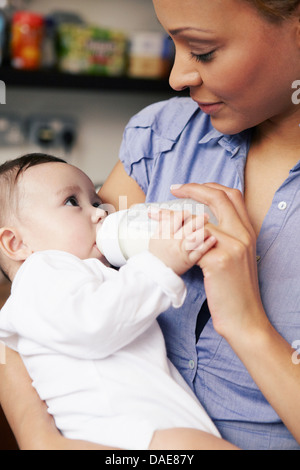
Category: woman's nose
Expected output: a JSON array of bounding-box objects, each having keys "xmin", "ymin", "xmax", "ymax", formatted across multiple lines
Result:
[
  {"xmin": 92, "ymin": 208, "xmax": 107, "ymax": 224},
  {"xmin": 169, "ymin": 51, "xmax": 203, "ymax": 92}
]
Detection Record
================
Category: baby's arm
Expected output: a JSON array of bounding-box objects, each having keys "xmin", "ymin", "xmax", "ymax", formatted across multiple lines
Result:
[
  {"xmin": 3, "ymin": 250, "xmax": 186, "ymax": 361},
  {"xmin": 148, "ymin": 209, "xmax": 216, "ymax": 276}
]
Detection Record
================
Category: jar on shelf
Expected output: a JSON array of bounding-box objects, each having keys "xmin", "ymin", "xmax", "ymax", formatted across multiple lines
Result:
[
  {"xmin": 128, "ymin": 31, "xmax": 173, "ymax": 79},
  {"xmin": 11, "ymin": 11, "xmax": 44, "ymax": 70}
]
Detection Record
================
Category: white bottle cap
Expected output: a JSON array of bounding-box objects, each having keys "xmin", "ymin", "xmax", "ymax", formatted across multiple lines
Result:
[{"xmin": 96, "ymin": 210, "xmax": 127, "ymax": 268}]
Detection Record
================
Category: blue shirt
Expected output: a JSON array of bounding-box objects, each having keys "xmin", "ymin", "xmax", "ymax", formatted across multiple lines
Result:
[{"xmin": 119, "ymin": 97, "xmax": 300, "ymax": 450}]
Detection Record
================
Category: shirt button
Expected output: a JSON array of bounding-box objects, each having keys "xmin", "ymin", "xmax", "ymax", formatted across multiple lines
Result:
[
  {"xmin": 189, "ymin": 360, "xmax": 195, "ymax": 370},
  {"xmin": 278, "ymin": 201, "xmax": 287, "ymax": 211},
  {"xmin": 256, "ymin": 255, "xmax": 261, "ymax": 263}
]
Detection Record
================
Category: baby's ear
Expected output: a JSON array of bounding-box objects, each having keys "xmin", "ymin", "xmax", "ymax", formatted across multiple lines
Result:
[{"xmin": 0, "ymin": 227, "xmax": 32, "ymax": 261}]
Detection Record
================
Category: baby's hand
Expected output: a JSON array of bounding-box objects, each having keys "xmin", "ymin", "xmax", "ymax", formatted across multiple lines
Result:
[{"xmin": 148, "ymin": 208, "xmax": 216, "ymax": 276}]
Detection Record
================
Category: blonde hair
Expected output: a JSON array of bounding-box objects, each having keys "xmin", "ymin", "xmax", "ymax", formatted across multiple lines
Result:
[{"xmin": 246, "ymin": 0, "xmax": 300, "ymax": 20}]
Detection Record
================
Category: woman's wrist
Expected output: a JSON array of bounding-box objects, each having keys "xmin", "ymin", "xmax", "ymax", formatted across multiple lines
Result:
[{"xmin": 222, "ymin": 302, "xmax": 273, "ymax": 359}]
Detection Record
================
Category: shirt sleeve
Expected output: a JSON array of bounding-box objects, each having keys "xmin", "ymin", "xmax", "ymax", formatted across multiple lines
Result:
[
  {"xmin": 119, "ymin": 97, "xmax": 199, "ymax": 195},
  {"xmin": 3, "ymin": 251, "xmax": 186, "ymax": 360},
  {"xmin": 119, "ymin": 101, "xmax": 168, "ymax": 195}
]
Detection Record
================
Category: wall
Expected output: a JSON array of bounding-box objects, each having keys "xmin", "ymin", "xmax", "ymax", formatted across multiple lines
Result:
[
  {"xmin": 2, "ymin": 87, "xmax": 169, "ymax": 187},
  {"xmin": 0, "ymin": 0, "xmax": 171, "ymax": 185},
  {"xmin": 29, "ymin": 0, "xmax": 163, "ymax": 33}
]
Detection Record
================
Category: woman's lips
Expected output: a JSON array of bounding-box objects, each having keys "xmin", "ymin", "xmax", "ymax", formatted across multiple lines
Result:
[{"xmin": 196, "ymin": 101, "xmax": 223, "ymax": 115}]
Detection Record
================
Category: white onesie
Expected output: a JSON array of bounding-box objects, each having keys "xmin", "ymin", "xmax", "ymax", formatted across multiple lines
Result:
[{"xmin": 0, "ymin": 250, "xmax": 220, "ymax": 449}]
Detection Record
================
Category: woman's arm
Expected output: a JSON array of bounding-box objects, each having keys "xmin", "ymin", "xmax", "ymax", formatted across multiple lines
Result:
[
  {"xmin": 172, "ymin": 183, "xmax": 300, "ymax": 444},
  {"xmin": 99, "ymin": 161, "xmax": 146, "ymax": 210},
  {"xmin": 0, "ymin": 349, "xmax": 118, "ymax": 450},
  {"xmin": 0, "ymin": 347, "xmax": 61, "ymax": 450}
]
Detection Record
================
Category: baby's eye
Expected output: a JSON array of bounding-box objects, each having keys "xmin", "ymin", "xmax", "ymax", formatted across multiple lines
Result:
[
  {"xmin": 65, "ymin": 196, "xmax": 79, "ymax": 207},
  {"xmin": 92, "ymin": 201, "xmax": 102, "ymax": 208}
]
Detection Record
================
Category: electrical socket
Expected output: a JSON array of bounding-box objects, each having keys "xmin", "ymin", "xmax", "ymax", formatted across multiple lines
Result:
[
  {"xmin": 0, "ymin": 114, "xmax": 25, "ymax": 146},
  {"xmin": 27, "ymin": 115, "xmax": 77, "ymax": 154}
]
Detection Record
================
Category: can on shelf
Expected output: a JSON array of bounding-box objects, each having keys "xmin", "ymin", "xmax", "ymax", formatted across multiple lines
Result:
[{"xmin": 11, "ymin": 11, "xmax": 44, "ymax": 70}]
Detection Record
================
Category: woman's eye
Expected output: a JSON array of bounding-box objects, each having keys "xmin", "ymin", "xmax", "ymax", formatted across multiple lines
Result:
[
  {"xmin": 65, "ymin": 196, "xmax": 79, "ymax": 207},
  {"xmin": 190, "ymin": 50, "xmax": 215, "ymax": 63}
]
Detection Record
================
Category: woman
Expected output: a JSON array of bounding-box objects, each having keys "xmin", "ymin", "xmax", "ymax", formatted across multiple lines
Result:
[{"xmin": 1, "ymin": 0, "xmax": 300, "ymax": 450}]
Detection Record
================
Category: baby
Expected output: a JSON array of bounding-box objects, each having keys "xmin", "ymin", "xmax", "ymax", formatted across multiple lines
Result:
[{"xmin": 0, "ymin": 154, "xmax": 232, "ymax": 450}]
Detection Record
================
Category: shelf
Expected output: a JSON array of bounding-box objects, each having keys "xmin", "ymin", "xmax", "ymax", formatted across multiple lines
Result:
[{"xmin": 0, "ymin": 66, "xmax": 176, "ymax": 94}]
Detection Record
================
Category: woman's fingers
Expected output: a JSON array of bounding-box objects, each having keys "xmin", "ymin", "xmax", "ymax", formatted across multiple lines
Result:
[
  {"xmin": 171, "ymin": 183, "xmax": 256, "ymax": 242},
  {"xmin": 201, "ymin": 183, "xmax": 255, "ymax": 235},
  {"xmin": 171, "ymin": 183, "xmax": 238, "ymax": 226}
]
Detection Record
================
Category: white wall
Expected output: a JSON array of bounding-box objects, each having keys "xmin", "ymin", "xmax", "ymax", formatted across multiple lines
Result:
[
  {"xmin": 2, "ymin": 87, "xmax": 169, "ymax": 186},
  {"xmin": 0, "ymin": 0, "xmax": 171, "ymax": 185},
  {"xmin": 29, "ymin": 0, "xmax": 162, "ymax": 33}
]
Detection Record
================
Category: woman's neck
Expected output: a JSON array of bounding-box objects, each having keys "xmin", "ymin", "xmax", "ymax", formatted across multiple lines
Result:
[{"xmin": 253, "ymin": 106, "xmax": 300, "ymax": 166}]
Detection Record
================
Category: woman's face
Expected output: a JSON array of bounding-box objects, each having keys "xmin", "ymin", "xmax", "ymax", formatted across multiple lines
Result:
[{"xmin": 153, "ymin": 0, "xmax": 300, "ymax": 134}]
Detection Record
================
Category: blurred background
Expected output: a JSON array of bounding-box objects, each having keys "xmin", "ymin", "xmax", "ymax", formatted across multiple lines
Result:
[{"xmin": 0, "ymin": 0, "xmax": 176, "ymax": 183}]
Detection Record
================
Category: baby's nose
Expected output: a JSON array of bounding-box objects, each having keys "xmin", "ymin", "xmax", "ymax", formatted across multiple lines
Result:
[{"xmin": 92, "ymin": 208, "xmax": 107, "ymax": 224}]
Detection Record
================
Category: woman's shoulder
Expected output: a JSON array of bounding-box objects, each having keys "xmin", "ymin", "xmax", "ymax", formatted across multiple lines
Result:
[
  {"xmin": 120, "ymin": 97, "xmax": 219, "ymax": 194},
  {"xmin": 126, "ymin": 96, "xmax": 202, "ymax": 141}
]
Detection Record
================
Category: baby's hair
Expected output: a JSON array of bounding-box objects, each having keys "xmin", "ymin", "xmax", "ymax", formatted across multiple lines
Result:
[
  {"xmin": 0, "ymin": 152, "xmax": 66, "ymax": 214},
  {"xmin": 0, "ymin": 153, "xmax": 67, "ymax": 280},
  {"xmin": 0, "ymin": 153, "xmax": 67, "ymax": 223},
  {"xmin": 0, "ymin": 153, "xmax": 67, "ymax": 182}
]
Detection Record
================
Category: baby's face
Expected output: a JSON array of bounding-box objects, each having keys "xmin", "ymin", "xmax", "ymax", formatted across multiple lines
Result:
[{"xmin": 16, "ymin": 162, "xmax": 107, "ymax": 261}]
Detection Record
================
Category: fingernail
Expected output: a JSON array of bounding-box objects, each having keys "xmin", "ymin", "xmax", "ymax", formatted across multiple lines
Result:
[{"xmin": 170, "ymin": 184, "xmax": 183, "ymax": 190}]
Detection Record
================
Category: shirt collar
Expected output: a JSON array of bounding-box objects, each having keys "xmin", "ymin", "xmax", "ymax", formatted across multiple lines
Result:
[
  {"xmin": 290, "ymin": 160, "xmax": 300, "ymax": 173},
  {"xmin": 198, "ymin": 127, "xmax": 252, "ymax": 159},
  {"xmin": 199, "ymin": 127, "xmax": 300, "ymax": 171}
]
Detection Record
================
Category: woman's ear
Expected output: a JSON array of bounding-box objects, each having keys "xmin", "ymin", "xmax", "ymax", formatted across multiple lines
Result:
[{"xmin": 0, "ymin": 227, "xmax": 32, "ymax": 261}]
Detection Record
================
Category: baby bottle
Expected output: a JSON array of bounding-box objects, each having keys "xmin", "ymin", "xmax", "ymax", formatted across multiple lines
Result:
[{"xmin": 97, "ymin": 199, "xmax": 217, "ymax": 267}]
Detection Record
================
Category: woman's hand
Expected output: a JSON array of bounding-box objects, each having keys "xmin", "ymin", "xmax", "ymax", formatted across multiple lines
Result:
[{"xmin": 171, "ymin": 183, "xmax": 268, "ymax": 342}]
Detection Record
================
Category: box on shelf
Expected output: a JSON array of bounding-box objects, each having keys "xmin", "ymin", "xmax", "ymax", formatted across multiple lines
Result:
[
  {"xmin": 56, "ymin": 23, "xmax": 128, "ymax": 77},
  {"xmin": 128, "ymin": 32, "xmax": 174, "ymax": 79}
]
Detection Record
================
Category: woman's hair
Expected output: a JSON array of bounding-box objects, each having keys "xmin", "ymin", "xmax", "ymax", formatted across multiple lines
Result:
[{"xmin": 246, "ymin": 0, "xmax": 300, "ymax": 21}]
